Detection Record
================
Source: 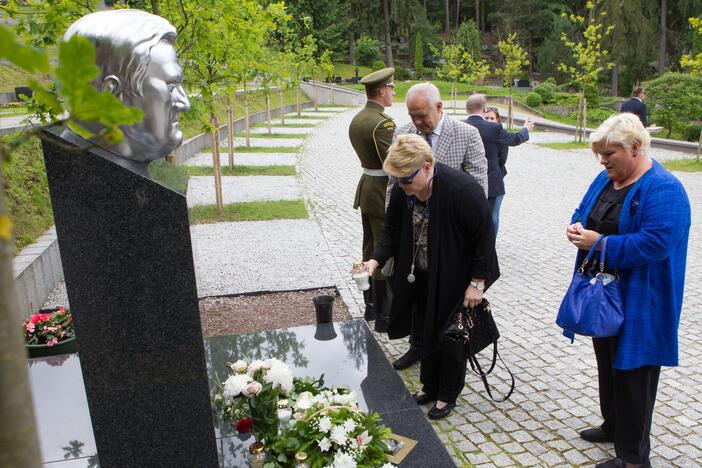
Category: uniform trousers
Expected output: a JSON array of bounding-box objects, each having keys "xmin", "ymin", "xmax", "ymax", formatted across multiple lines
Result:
[
  {"xmin": 593, "ymin": 336, "xmax": 661, "ymax": 465},
  {"xmin": 409, "ymin": 270, "xmax": 468, "ymax": 404}
]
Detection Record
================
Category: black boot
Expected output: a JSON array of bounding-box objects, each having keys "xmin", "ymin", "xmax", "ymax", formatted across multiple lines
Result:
[
  {"xmin": 373, "ymin": 279, "xmax": 389, "ymax": 332},
  {"xmin": 363, "ymin": 282, "xmax": 376, "ymax": 321}
]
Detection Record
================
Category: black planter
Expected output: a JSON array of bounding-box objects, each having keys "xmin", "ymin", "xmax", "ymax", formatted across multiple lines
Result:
[
  {"xmin": 312, "ymin": 295, "xmax": 334, "ymax": 324},
  {"xmin": 26, "ymin": 336, "xmax": 77, "ymax": 358},
  {"xmin": 15, "ymin": 86, "xmax": 33, "ymax": 100}
]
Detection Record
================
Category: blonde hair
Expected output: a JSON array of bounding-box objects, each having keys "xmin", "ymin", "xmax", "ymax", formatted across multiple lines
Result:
[
  {"xmin": 466, "ymin": 93, "xmax": 487, "ymax": 113},
  {"xmin": 384, "ymin": 134, "xmax": 435, "ymax": 178},
  {"xmin": 590, "ymin": 113, "xmax": 651, "ymax": 155}
]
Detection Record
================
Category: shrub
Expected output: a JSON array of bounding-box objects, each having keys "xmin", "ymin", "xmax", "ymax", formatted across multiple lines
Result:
[
  {"xmin": 393, "ymin": 67, "xmax": 412, "ymax": 81},
  {"xmin": 371, "ymin": 60, "xmax": 386, "ymax": 71},
  {"xmin": 684, "ymin": 123, "xmax": 702, "ymax": 142},
  {"xmin": 534, "ymin": 82, "xmax": 557, "ymax": 103},
  {"xmin": 355, "ymin": 34, "xmax": 382, "ymax": 66},
  {"xmin": 644, "ymin": 73, "xmax": 702, "ymax": 138},
  {"xmin": 526, "ymin": 92, "xmax": 543, "ymax": 107}
]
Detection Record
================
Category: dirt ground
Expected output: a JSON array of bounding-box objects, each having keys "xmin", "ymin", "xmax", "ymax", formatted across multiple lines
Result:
[{"xmin": 199, "ymin": 288, "xmax": 352, "ymax": 337}]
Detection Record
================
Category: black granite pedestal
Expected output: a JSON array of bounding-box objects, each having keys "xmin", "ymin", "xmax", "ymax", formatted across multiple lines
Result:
[{"xmin": 40, "ymin": 129, "xmax": 218, "ymax": 467}]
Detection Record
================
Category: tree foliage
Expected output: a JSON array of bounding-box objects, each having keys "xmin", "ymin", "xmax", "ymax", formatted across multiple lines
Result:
[
  {"xmin": 644, "ymin": 73, "xmax": 702, "ymax": 138},
  {"xmin": 680, "ymin": 16, "xmax": 702, "ymax": 75},
  {"xmin": 414, "ymin": 32, "xmax": 424, "ymax": 77},
  {"xmin": 455, "ymin": 20, "xmax": 481, "ymax": 60},
  {"xmin": 355, "ymin": 33, "xmax": 382, "ymax": 66},
  {"xmin": 497, "ymin": 33, "xmax": 529, "ymax": 88}
]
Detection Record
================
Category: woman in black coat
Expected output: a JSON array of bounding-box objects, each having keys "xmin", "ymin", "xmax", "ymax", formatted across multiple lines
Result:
[{"xmin": 364, "ymin": 134, "xmax": 499, "ymax": 419}]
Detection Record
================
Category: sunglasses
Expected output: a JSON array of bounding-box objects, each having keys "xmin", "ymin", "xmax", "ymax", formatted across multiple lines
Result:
[{"xmin": 398, "ymin": 167, "xmax": 421, "ymax": 185}]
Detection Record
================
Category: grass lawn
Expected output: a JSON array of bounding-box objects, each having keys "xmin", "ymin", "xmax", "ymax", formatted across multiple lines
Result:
[
  {"xmin": 0, "ymin": 106, "xmax": 29, "ymax": 117},
  {"xmin": 234, "ymin": 132, "xmax": 307, "ymax": 139},
  {"xmin": 181, "ymin": 165, "xmax": 296, "ymax": 176},
  {"xmin": 537, "ymin": 141, "xmax": 591, "ymax": 150},
  {"xmin": 201, "ymin": 146, "xmax": 300, "ymax": 154},
  {"xmin": 0, "ymin": 63, "xmax": 52, "ymax": 92},
  {"xmin": 662, "ymin": 159, "xmax": 702, "ymax": 172},
  {"xmin": 189, "ymin": 199, "xmax": 308, "ymax": 224},
  {"xmin": 4, "ymin": 137, "xmax": 54, "ymax": 250}
]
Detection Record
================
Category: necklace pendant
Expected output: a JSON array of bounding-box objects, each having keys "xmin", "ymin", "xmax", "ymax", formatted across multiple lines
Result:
[{"xmin": 407, "ymin": 273, "xmax": 416, "ymax": 283}]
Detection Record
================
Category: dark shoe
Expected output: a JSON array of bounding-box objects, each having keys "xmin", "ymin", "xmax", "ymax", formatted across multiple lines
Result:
[
  {"xmin": 594, "ymin": 459, "xmax": 624, "ymax": 468},
  {"xmin": 363, "ymin": 287, "xmax": 375, "ymax": 321},
  {"xmin": 412, "ymin": 392, "xmax": 436, "ymax": 405},
  {"xmin": 392, "ymin": 348, "xmax": 420, "ymax": 370},
  {"xmin": 580, "ymin": 427, "xmax": 615, "ymax": 443},
  {"xmin": 427, "ymin": 402, "xmax": 455, "ymax": 420}
]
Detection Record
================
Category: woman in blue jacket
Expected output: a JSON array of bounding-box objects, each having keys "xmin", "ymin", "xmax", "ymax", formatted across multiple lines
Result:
[{"xmin": 565, "ymin": 113, "xmax": 690, "ymax": 468}]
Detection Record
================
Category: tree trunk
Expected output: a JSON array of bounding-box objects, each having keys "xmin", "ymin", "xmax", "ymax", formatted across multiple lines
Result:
[
  {"xmin": 296, "ymin": 86, "xmax": 301, "ymax": 117},
  {"xmin": 508, "ymin": 87, "xmax": 513, "ymax": 130},
  {"xmin": 279, "ymin": 87, "xmax": 285, "ymax": 126},
  {"xmin": 313, "ymin": 82, "xmax": 318, "ymax": 112},
  {"xmin": 211, "ymin": 117, "xmax": 223, "ymax": 216},
  {"xmin": 475, "ymin": 0, "xmax": 479, "ymax": 30},
  {"xmin": 455, "ymin": 0, "xmax": 460, "ymax": 32},
  {"xmin": 444, "ymin": 0, "xmax": 451, "ymax": 34},
  {"xmin": 226, "ymin": 94, "xmax": 234, "ymax": 169},
  {"xmin": 383, "ymin": 0, "xmax": 394, "ymax": 67},
  {"xmin": 582, "ymin": 96, "xmax": 588, "ymax": 142},
  {"xmin": 575, "ymin": 94, "xmax": 583, "ymax": 142},
  {"xmin": 243, "ymin": 83, "xmax": 250, "ymax": 148},
  {"xmin": 0, "ymin": 168, "xmax": 43, "ymax": 468},
  {"xmin": 658, "ymin": 0, "xmax": 667, "ymax": 75},
  {"xmin": 611, "ymin": 62, "xmax": 619, "ymax": 97},
  {"xmin": 349, "ymin": 30, "xmax": 356, "ymax": 66},
  {"xmin": 266, "ymin": 93, "xmax": 272, "ymax": 135}
]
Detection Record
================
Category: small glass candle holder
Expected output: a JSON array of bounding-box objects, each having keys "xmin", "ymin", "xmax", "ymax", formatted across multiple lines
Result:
[
  {"xmin": 277, "ymin": 399, "xmax": 292, "ymax": 432},
  {"xmin": 248, "ymin": 441, "xmax": 267, "ymax": 468},
  {"xmin": 351, "ymin": 261, "xmax": 371, "ymax": 291},
  {"xmin": 294, "ymin": 451, "xmax": 309, "ymax": 468}
]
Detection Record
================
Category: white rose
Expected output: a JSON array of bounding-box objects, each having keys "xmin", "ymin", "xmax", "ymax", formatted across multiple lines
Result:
[
  {"xmin": 229, "ymin": 360, "xmax": 248, "ymax": 372},
  {"xmin": 247, "ymin": 360, "xmax": 266, "ymax": 376},
  {"xmin": 264, "ymin": 361, "xmax": 293, "ymax": 394},
  {"xmin": 241, "ymin": 381, "xmax": 262, "ymax": 398},
  {"xmin": 295, "ymin": 391, "xmax": 314, "ymax": 411},
  {"xmin": 222, "ymin": 373, "xmax": 252, "ymax": 400}
]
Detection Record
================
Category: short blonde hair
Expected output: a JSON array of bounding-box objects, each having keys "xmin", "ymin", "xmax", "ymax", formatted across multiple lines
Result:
[
  {"xmin": 590, "ymin": 113, "xmax": 651, "ymax": 155},
  {"xmin": 466, "ymin": 93, "xmax": 487, "ymax": 113},
  {"xmin": 384, "ymin": 134, "xmax": 435, "ymax": 178}
]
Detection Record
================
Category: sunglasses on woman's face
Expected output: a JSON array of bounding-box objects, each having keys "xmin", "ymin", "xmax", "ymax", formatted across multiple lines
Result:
[{"xmin": 398, "ymin": 167, "xmax": 421, "ymax": 185}]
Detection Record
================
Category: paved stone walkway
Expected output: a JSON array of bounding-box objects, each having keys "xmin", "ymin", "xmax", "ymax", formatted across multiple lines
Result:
[
  {"xmin": 186, "ymin": 175, "xmax": 300, "ymax": 206},
  {"xmin": 299, "ymin": 103, "xmax": 702, "ymax": 467},
  {"xmin": 183, "ymin": 152, "xmax": 298, "ymax": 167}
]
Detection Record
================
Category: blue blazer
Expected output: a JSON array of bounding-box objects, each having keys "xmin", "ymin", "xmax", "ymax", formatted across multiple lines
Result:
[
  {"xmin": 571, "ymin": 160, "xmax": 690, "ymax": 370},
  {"xmin": 620, "ymin": 98, "xmax": 648, "ymax": 127},
  {"xmin": 465, "ymin": 115, "xmax": 529, "ymax": 198}
]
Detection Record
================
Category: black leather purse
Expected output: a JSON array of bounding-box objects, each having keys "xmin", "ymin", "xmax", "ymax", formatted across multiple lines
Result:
[{"xmin": 442, "ymin": 298, "xmax": 515, "ymax": 402}]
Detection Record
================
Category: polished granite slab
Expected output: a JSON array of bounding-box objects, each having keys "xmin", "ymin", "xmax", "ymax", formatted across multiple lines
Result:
[{"xmin": 29, "ymin": 319, "xmax": 454, "ymax": 467}]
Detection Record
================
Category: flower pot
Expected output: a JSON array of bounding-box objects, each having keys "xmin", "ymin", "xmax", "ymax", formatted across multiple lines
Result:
[
  {"xmin": 248, "ymin": 395, "xmax": 278, "ymax": 443},
  {"xmin": 26, "ymin": 336, "xmax": 77, "ymax": 359}
]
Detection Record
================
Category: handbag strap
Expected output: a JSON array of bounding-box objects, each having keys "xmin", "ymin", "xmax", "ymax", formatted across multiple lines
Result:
[
  {"xmin": 467, "ymin": 342, "xmax": 515, "ymax": 402},
  {"xmin": 598, "ymin": 237, "xmax": 608, "ymax": 272},
  {"xmin": 579, "ymin": 234, "xmax": 606, "ymax": 273}
]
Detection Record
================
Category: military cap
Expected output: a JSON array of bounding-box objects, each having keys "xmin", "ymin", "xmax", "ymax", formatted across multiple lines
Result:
[{"xmin": 360, "ymin": 67, "xmax": 395, "ymax": 87}]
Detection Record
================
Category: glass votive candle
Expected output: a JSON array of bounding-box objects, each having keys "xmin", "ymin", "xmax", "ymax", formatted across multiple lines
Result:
[{"xmin": 351, "ymin": 261, "xmax": 371, "ymax": 291}]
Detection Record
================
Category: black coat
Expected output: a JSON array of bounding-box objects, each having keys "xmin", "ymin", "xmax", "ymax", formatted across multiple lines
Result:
[
  {"xmin": 465, "ymin": 115, "xmax": 529, "ymax": 198},
  {"xmin": 620, "ymin": 98, "xmax": 648, "ymax": 127},
  {"xmin": 372, "ymin": 163, "xmax": 500, "ymax": 355}
]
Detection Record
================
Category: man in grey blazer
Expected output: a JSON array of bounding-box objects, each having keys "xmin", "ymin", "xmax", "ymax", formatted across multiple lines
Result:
[{"xmin": 389, "ymin": 82, "xmax": 488, "ymax": 370}]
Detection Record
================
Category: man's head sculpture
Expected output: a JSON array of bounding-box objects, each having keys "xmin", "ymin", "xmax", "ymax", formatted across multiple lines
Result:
[{"xmin": 64, "ymin": 10, "xmax": 190, "ymax": 165}]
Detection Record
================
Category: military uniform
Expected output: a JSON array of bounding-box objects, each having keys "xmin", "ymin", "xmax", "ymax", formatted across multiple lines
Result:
[
  {"xmin": 350, "ymin": 100, "xmax": 396, "ymax": 262},
  {"xmin": 348, "ymin": 67, "xmax": 396, "ymax": 328}
]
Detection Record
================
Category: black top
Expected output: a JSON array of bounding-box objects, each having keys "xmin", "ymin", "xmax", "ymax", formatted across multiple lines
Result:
[{"xmin": 584, "ymin": 181, "xmax": 633, "ymax": 272}]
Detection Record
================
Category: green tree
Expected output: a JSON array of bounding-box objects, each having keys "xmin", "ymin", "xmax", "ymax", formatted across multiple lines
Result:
[
  {"xmin": 558, "ymin": 0, "xmax": 613, "ymax": 141},
  {"xmin": 355, "ymin": 33, "xmax": 382, "ymax": 66},
  {"xmin": 497, "ymin": 33, "xmax": 529, "ymax": 129},
  {"xmin": 680, "ymin": 16, "xmax": 702, "ymax": 74},
  {"xmin": 644, "ymin": 73, "xmax": 702, "ymax": 138},
  {"xmin": 455, "ymin": 20, "xmax": 481, "ymax": 59},
  {"xmin": 414, "ymin": 32, "xmax": 424, "ymax": 77},
  {"xmin": 0, "ymin": 24, "xmax": 141, "ymax": 467}
]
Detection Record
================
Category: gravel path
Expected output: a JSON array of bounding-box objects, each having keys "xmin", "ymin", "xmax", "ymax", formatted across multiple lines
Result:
[
  {"xmin": 186, "ymin": 176, "xmax": 300, "ymax": 207},
  {"xmin": 229, "ymin": 137, "xmax": 303, "ymax": 148},
  {"xmin": 248, "ymin": 126, "xmax": 315, "ymax": 135}
]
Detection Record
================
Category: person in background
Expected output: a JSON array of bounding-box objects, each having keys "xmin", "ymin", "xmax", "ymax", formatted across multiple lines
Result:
[
  {"xmin": 364, "ymin": 134, "xmax": 499, "ymax": 419},
  {"xmin": 565, "ymin": 113, "xmax": 690, "ymax": 468},
  {"xmin": 348, "ymin": 67, "xmax": 397, "ymax": 331},
  {"xmin": 620, "ymin": 87, "xmax": 648, "ymax": 127},
  {"xmin": 465, "ymin": 95, "xmax": 533, "ymax": 236}
]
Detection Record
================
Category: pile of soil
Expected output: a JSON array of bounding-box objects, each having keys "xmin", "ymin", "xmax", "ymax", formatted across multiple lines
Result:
[{"xmin": 199, "ymin": 288, "xmax": 352, "ymax": 337}]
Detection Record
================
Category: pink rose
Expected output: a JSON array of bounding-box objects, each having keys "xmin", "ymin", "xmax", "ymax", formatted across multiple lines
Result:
[{"xmin": 241, "ymin": 381, "xmax": 262, "ymax": 398}]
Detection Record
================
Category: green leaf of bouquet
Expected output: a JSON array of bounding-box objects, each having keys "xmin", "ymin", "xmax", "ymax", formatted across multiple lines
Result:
[{"xmin": 0, "ymin": 24, "xmax": 50, "ymax": 73}]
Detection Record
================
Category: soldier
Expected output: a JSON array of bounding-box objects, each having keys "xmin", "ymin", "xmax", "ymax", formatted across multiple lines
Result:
[{"xmin": 349, "ymin": 67, "xmax": 397, "ymax": 332}]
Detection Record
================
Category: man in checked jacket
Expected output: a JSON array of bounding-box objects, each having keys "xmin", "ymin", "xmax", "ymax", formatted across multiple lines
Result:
[{"xmin": 388, "ymin": 81, "xmax": 487, "ymax": 371}]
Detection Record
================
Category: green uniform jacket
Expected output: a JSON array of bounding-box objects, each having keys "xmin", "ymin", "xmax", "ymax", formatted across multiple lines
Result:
[{"xmin": 349, "ymin": 100, "xmax": 396, "ymax": 218}]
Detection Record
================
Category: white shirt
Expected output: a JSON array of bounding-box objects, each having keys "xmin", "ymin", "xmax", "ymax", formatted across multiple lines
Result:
[{"xmin": 424, "ymin": 112, "xmax": 445, "ymax": 154}]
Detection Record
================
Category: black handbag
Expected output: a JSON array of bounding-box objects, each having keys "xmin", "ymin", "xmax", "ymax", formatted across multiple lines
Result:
[{"xmin": 442, "ymin": 298, "xmax": 515, "ymax": 402}]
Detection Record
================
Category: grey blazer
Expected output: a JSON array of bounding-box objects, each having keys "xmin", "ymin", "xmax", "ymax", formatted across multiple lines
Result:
[{"xmin": 388, "ymin": 114, "xmax": 488, "ymax": 202}]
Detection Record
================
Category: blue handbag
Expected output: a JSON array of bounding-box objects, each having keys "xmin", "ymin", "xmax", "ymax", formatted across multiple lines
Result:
[{"xmin": 557, "ymin": 235, "xmax": 624, "ymax": 340}]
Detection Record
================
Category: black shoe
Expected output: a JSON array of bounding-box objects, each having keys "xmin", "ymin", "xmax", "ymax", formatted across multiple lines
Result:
[
  {"xmin": 594, "ymin": 459, "xmax": 624, "ymax": 468},
  {"xmin": 580, "ymin": 427, "xmax": 615, "ymax": 443},
  {"xmin": 412, "ymin": 392, "xmax": 436, "ymax": 405},
  {"xmin": 427, "ymin": 402, "xmax": 455, "ymax": 420},
  {"xmin": 374, "ymin": 316, "xmax": 389, "ymax": 333},
  {"xmin": 363, "ymin": 288, "xmax": 376, "ymax": 321},
  {"xmin": 392, "ymin": 349, "xmax": 420, "ymax": 370}
]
